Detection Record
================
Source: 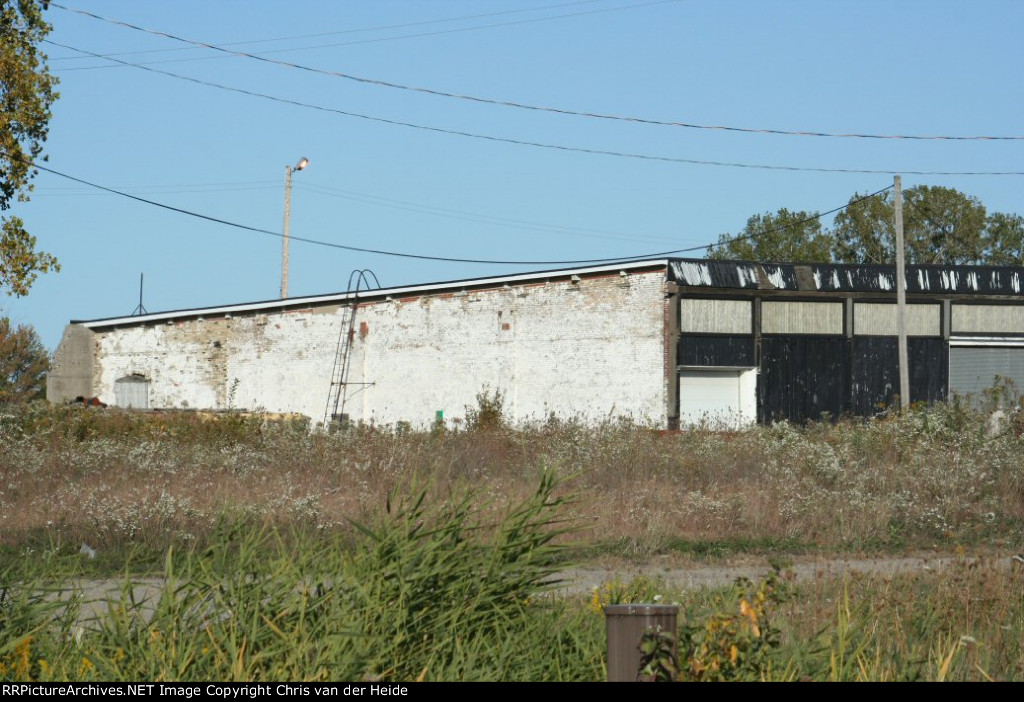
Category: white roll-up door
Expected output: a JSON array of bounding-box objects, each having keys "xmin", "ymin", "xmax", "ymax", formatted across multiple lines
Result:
[
  {"xmin": 949, "ymin": 346, "xmax": 1024, "ymax": 406},
  {"xmin": 679, "ymin": 368, "xmax": 756, "ymax": 428}
]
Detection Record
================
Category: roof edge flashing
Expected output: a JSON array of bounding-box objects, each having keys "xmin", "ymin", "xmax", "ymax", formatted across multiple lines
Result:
[{"xmin": 75, "ymin": 259, "xmax": 670, "ymax": 329}]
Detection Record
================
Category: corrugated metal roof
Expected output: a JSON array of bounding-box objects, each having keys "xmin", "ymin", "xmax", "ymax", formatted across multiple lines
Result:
[{"xmin": 669, "ymin": 259, "xmax": 1024, "ymax": 295}]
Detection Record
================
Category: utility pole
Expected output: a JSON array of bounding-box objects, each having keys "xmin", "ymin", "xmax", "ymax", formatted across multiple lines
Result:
[
  {"xmin": 281, "ymin": 157, "xmax": 309, "ymax": 299},
  {"xmin": 894, "ymin": 175, "xmax": 910, "ymax": 410}
]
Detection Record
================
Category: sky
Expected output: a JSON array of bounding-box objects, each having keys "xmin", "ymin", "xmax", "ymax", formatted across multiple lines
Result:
[{"xmin": 5, "ymin": 0, "xmax": 1023, "ymax": 349}]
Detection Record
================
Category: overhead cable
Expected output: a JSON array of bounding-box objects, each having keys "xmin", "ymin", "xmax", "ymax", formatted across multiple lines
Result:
[
  {"xmin": 295, "ymin": 182, "xmax": 681, "ymax": 245},
  {"xmin": 54, "ymin": 1, "xmax": 672, "ymax": 67},
  {"xmin": 46, "ymin": 40, "xmax": 1024, "ymax": 177},
  {"xmin": 49, "ymin": 2, "xmax": 1023, "ymax": 141},
  {"xmin": 701, "ymin": 186, "xmax": 894, "ymax": 255},
  {"xmin": 49, "ymin": 0, "xmax": 611, "ymax": 61},
  {"xmin": 18, "ymin": 155, "xmax": 894, "ymax": 264}
]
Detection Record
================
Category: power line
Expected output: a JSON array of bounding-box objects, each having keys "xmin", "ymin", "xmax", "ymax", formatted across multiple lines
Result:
[
  {"xmin": 19, "ymin": 155, "xmax": 894, "ymax": 264},
  {"xmin": 33, "ymin": 180, "xmax": 278, "ymax": 196},
  {"xmin": 700, "ymin": 186, "xmax": 894, "ymax": 256},
  {"xmin": 49, "ymin": 0, "xmax": 610, "ymax": 62},
  {"xmin": 33, "ymin": 175, "xmax": 678, "ymax": 244},
  {"xmin": 49, "ymin": 2, "xmax": 1024, "ymax": 142},
  {"xmin": 45, "ymin": 39, "xmax": 1024, "ymax": 177},
  {"xmin": 295, "ymin": 181, "xmax": 681, "ymax": 245},
  {"xmin": 32, "ymin": 184, "xmax": 280, "ymax": 197},
  {"xmin": 54, "ymin": 1, "xmax": 668, "ymax": 69},
  {"xmin": 26, "ymin": 159, "xmax": 687, "ymax": 264},
  {"xmin": 35, "ymin": 179, "xmax": 276, "ymax": 189}
]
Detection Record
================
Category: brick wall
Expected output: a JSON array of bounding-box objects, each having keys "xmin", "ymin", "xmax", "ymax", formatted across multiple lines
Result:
[{"xmin": 88, "ymin": 270, "xmax": 668, "ymax": 427}]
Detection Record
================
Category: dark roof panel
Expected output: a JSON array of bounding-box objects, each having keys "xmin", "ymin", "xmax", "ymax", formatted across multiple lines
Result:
[{"xmin": 668, "ymin": 259, "xmax": 1024, "ymax": 296}]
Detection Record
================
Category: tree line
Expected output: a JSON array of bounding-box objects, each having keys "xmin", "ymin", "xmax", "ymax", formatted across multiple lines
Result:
[{"xmin": 710, "ymin": 186, "xmax": 1024, "ymax": 266}]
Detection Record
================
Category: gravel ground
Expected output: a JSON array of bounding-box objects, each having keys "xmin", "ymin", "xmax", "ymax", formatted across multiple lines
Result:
[{"xmin": 555, "ymin": 552, "xmax": 1021, "ymax": 595}]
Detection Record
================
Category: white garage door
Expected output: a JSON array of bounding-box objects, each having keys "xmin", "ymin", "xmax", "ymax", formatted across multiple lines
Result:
[
  {"xmin": 949, "ymin": 346, "xmax": 1024, "ymax": 407},
  {"xmin": 114, "ymin": 376, "xmax": 150, "ymax": 409},
  {"xmin": 679, "ymin": 368, "xmax": 756, "ymax": 428}
]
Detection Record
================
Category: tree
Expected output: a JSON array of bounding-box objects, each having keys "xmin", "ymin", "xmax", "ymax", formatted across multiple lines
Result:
[
  {"xmin": 708, "ymin": 208, "xmax": 832, "ymax": 263},
  {"xmin": 1, "ymin": 0, "xmax": 60, "ymax": 297},
  {"xmin": 0, "ymin": 316, "xmax": 48, "ymax": 403},
  {"xmin": 834, "ymin": 186, "xmax": 989, "ymax": 265},
  {"xmin": 713, "ymin": 186, "xmax": 1024, "ymax": 266},
  {"xmin": 981, "ymin": 212, "xmax": 1024, "ymax": 266},
  {"xmin": 829, "ymin": 189, "xmax": 898, "ymax": 265}
]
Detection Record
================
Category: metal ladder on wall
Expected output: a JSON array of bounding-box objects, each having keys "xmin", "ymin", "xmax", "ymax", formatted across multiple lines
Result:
[{"xmin": 323, "ymin": 270, "xmax": 380, "ymax": 427}]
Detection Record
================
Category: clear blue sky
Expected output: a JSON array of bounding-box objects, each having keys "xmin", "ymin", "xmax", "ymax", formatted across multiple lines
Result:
[{"xmin": 6, "ymin": 0, "xmax": 1023, "ymax": 349}]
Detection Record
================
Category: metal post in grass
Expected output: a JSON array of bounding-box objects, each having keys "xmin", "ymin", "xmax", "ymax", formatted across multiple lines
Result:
[{"xmin": 604, "ymin": 603, "xmax": 679, "ymax": 682}]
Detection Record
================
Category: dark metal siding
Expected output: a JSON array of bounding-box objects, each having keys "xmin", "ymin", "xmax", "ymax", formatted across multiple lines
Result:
[
  {"xmin": 909, "ymin": 338, "xmax": 949, "ymax": 408},
  {"xmin": 668, "ymin": 258, "xmax": 1024, "ymax": 423},
  {"xmin": 850, "ymin": 338, "xmax": 948, "ymax": 415},
  {"xmin": 678, "ymin": 336, "xmax": 755, "ymax": 367},
  {"xmin": 758, "ymin": 337, "xmax": 849, "ymax": 423}
]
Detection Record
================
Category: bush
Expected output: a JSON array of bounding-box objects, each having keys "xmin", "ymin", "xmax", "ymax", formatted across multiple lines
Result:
[{"xmin": 465, "ymin": 387, "xmax": 507, "ymax": 432}]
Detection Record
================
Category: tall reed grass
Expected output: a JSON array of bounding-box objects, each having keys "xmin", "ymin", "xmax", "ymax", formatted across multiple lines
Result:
[
  {"xmin": 4, "ymin": 530, "xmax": 1021, "ymax": 680},
  {"xmin": 1, "ymin": 474, "xmax": 606, "ymax": 681}
]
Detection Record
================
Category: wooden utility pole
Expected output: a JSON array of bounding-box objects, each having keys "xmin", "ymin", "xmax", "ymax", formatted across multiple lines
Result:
[
  {"xmin": 281, "ymin": 164, "xmax": 293, "ymax": 299},
  {"xmin": 894, "ymin": 175, "xmax": 910, "ymax": 410},
  {"xmin": 281, "ymin": 157, "xmax": 309, "ymax": 300}
]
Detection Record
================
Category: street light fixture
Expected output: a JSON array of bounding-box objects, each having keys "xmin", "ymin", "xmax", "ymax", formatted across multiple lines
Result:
[{"xmin": 281, "ymin": 157, "xmax": 309, "ymax": 299}]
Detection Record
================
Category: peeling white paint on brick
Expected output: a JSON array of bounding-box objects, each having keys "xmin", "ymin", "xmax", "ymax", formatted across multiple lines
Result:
[{"xmin": 90, "ymin": 272, "xmax": 668, "ymax": 428}]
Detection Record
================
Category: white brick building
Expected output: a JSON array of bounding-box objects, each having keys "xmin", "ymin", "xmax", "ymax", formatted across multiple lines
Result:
[
  {"xmin": 48, "ymin": 261, "xmax": 671, "ymax": 427},
  {"xmin": 47, "ymin": 258, "xmax": 1024, "ymax": 427}
]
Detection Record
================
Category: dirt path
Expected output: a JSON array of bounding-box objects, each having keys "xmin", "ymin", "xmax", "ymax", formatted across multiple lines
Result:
[{"xmin": 555, "ymin": 552, "xmax": 1020, "ymax": 595}]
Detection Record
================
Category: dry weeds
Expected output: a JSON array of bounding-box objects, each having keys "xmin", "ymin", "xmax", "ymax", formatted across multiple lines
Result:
[{"xmin": 1, "ymin": 401, "xmax": 1022, "ymax": 556}]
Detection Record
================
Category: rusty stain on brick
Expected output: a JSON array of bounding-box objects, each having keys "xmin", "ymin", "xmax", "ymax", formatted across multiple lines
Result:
[{"xmin": 359, "ymin": 321, "xmax": 369, "ymax": 340}]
